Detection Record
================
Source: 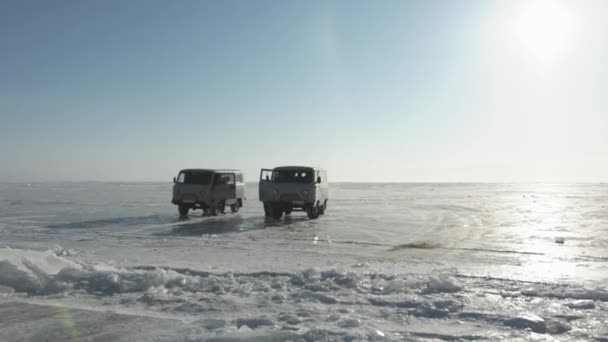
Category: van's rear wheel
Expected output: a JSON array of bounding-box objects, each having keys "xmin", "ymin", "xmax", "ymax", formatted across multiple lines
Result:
[
  {"xmin": 209, "ymin": 202, "xmax": 222, "ymax": 216},
  {"xmin": 319, "ymin": 200, "xmax": 327, "ymax": 215},
  {"xmin": 271, "ymin": 204, "xmax": 283, "ymax": 220},
  {"xmin": 230, "ymin": 202, "xmax": 240, "ymax": 213},
  {"xmin": 306, "ymin": 204, "xmax": 320, "ymax": 219},
  {"xmin": 178, "ymin": 205, "xmax": 189, "ymax": 216}
]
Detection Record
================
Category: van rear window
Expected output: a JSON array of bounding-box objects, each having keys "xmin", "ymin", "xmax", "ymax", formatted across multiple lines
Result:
[{"xmin": 182, "ymin": 172, "xmax": 213, "ymax": 184}]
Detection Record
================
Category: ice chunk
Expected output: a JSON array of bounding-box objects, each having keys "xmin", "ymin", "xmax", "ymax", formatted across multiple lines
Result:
[
  {"xmin": 566, "ymin": 300, "xmax": 595, "ymax": 310},
  {"xmin": 300, "ymin": 329, "xmax": 349, "ymax": 342},
  {"xmin": 0, "ymin": 284, "xmax": 14, "ymax": 295},
  {"xmin": 296, "ymin": 290, "xmax": 338, "ymax": 304},
  {"xmin": 368, "ymin": 296, "xmax": 420, "ymax": 308},
  {"xmin": 413, "ymin": 303, "xmax": 450, "ymax": 318},
  {"xmin": 271, "ymin": 293, "xmax": 286, "ymax": 303},
  {"xmin": 0, "ymin": 247, "xmax": 83, "ymax": 294},
  {"xmin": 337, "ymin": 318, "xmax": 360, "ymax": 328},
  {"xmin": 523, "ymin": 286, "xmax": 608, "ymax": 301},
  {"xmin": 546, "ymin": 319, "xmax": 571, "ymax": 334},
  {"xmin": 285, "ymin": 317, "xmax": 301, "ymax": 325},
  {"xmin": 175, "ymin": 302, "xmax": 214, "ymax": 314},
  {"xmin": 237, "ymin": 325, "xmax": 253, "ymax": 333},
  {"xmin": 321, "ymin": 270, "xmax": 360, "ymax": 289},
  {"xmin": 305, "ymin": 281, "xmax": 330, "ymax": 292},
  {"xmin": 327, "ymin": 314, "xmax": 340, "ymax": 322},
  {"xmin": 433, "ymin": 299, "xmax": 464, "ymax": 312},
  {"xmin": 198, "ymin": 318, "xmax": 227, "ymax": 330},
  {"xmin": 55, "ymin": 248, "xmax": 77, "ymax": 256},
  {"xmin": 373, "ymin": 278, "xmax": 407, "ymax": 294},
  {"xmin": 504, "ymin": 313, "xmax": 545, "ymax": 333},
  {"xmin": 278, "ymin": 312, "xmax": 301, "ymax": 325},
  {"xmin": 0, "ymin": 248, "xmax": 81, "ymax": 275},
  {"xmin": 236, "ymin": 317, "xmax": 275, "ymax": 329},
  {"xmin": 425, "ymin": 275, "xmax": 462, "ymax": 293},
  {"xmin": 0, "ymin": 260, "xmax": 41, "ymax": 293}
]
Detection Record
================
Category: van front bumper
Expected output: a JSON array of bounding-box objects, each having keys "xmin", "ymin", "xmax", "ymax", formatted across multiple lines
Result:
[{"xmin": 172, "ymin": 199, "xmax": 210, "ymax": 207}]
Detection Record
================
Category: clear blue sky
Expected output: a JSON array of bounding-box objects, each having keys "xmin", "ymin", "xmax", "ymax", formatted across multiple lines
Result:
[{"xmin": 1, "ymin": 0, "xmax": 607, "ymax": 182}]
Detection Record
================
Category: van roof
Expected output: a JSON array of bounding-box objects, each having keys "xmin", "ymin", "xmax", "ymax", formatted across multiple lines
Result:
[
  {"xmin": 179, "ymin": 169, "xmax": 242, "ymax": 173},
  {"xmin": 273, "ymin": 166, "xmax": 325, "ymax": 171}
]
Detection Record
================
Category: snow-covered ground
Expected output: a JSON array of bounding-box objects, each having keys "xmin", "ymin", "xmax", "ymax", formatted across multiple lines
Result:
[{"xmin": 1, "ymin": 182, "xmax": 607, "ymax": 341}]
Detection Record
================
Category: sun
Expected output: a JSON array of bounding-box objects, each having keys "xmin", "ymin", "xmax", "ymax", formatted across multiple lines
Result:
[{"xmin": 516, "ymin": 0, "xmax": 575, "ymax": 62}]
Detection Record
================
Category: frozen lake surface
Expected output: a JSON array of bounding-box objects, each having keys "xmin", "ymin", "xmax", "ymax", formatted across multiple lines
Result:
[{"xmin": 1, "ymin": 182, "xmax": 608, "ymax": 341}]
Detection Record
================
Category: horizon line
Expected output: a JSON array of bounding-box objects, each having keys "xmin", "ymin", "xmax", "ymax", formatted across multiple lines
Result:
[{"xmin": 0, "ymin": 180, "xmax": 606, "ymax": 185}]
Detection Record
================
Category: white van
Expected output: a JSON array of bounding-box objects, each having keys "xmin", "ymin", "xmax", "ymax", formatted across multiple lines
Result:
[
  {"xmin": 172, "ymin": 169, "xmax": 245, "ymax": 216},
  {"xmin": 259, "ymin": 166, "xmax": 328, "ymax": 219}
]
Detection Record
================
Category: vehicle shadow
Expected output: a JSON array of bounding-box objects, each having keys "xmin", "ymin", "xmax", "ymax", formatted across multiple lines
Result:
[
  {"xmin": 46, "ymin": 214, "xmax": 178, "ymax": 229},
  {"xmin": 157, "ymin": 213, "xmax": 312, "ymax": 237}
]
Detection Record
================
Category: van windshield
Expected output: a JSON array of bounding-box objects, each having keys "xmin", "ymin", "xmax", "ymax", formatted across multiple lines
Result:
[
  {"xmin": 180, "ymin": 171, "xmax": 213, "ymax": 185},
  {"xmin": 273, "ymin": 169, "xmax": 313, "ymax": 184}
]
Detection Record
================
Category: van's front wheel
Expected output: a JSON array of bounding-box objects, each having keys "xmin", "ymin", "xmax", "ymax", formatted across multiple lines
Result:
[
  {"xmin": 230, "ymin": 201, "xmax": 240, "ymax": 213},
  {"xmin": 178, "ymin": 205, "xmax": 189, "ymax": 216},
  {"xmin": 306, "ymin": 204, "xmax": 320, "ymax": 219},
  {"xmin": 263, "ymin": 202, "xmax": 271, "ymax": 217},
  {"xmin": 271, "ymin": 203, "xmax": 283, "ymax": 220}
]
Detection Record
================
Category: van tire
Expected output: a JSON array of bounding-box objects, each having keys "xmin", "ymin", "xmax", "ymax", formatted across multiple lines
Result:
[
  {"xmin": 263, "ymin": 202, "xmax": 271, "ymax": 216},
  {"xmin": 284, "ymin": 205, "xmax": 293, "ymax": 215},
  {"xmin": 306, "ymin": 204, "xmax": 320, "ymax": 219},
  {"xmin": 271, "ymin": 204, "xmax": 283, "ymax": 220},
  {"xmin": 178, "ymin": 205, "xmax": 189, "ymax": 216},
  {"xmin": 319, "ymin": 200, "xmax": 327, "ymax": 215},
  {"xmin": 218, "ymin": 201, "xmax": 226, "ymax": 214},
  {"xmin": 230, "ymin": 203, "xmax": 240, "ymax": 213}
]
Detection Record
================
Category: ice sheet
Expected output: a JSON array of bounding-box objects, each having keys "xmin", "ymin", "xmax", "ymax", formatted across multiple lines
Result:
[{"xmin": 1, "ymin": 182, "xmax": 607, "ymax": 341}]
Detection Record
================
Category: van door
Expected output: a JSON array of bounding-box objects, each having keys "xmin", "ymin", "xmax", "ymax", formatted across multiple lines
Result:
[
  {"xmin": 178, "ymin": 170, "xmax": 213, "ymax": 203},
  {"xmin": 259, "ymin": 169, "xmax": 274, "ymax": 201},
  {"xmin": 212, "ymin": 173, "xmax": 236, "ymax": 202}
]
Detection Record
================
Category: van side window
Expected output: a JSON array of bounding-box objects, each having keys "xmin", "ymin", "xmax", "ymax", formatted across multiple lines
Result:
[
  {"xmin": 177, "ymin": 173, "xmax": 185, "ymax": 183},
  {"xmin": 235, "ymin": 173, "xmax": 243, "ymax": 183}
]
